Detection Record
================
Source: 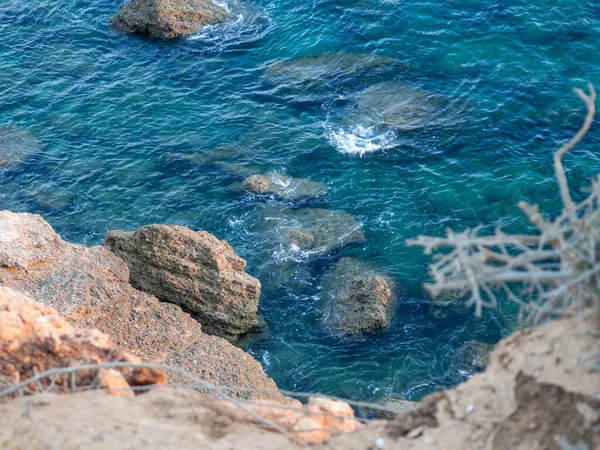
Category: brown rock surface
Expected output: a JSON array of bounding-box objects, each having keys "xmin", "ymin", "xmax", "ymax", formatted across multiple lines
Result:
[
  {"xmin": 322, "ymin": 315, "xmax": 600, "ymax": 450},
  {"xmin": 321, "ymin": 257, "xmax": 397, "ymax": 338},
  {"xmin": 112, "ymin": 0, "xmax": 230, "ymax": 39},
  {"xmin": 0, "ymin": 315, "xmax": 596, "ymax": 450},
  {"xmin": 0, "ymin": 210, "xmax": 292, "ymax": 404},
  {"xmin": 0, "ymin": 287, "xmax": 164, "ymax": 397},
  {"xmin": 104, "ymin": 224, "xmax": 261, "ymax": 341}
]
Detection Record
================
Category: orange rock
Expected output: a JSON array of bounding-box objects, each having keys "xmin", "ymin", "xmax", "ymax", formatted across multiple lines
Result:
[
  {"xmin": 0, "ymin": 287, "xmax": 165, "ymax": 396},
  {"xmin": 99, "ymin": 369, "xmax": 135, "ymax": 397},
  {"xmin": 247, "ymin": 396, "xmax": 362, "ymax": 444}
]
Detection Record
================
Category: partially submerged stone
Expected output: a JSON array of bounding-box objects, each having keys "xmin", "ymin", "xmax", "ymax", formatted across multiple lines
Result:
[
  {"xmin": 242, "ymin": 173, "xmax": 328, "ymax": 200},
  {"xmin": 457, "ymin": 341, "xmax": 495, "ymax": 373},
  {"xmin": 112, "ymin": 0, "xmax": 230, "ymax": 39},
  {"xmin": 321, "ymin": 257, "xmax": 397, "ymax": 338},
  {"xmin": 105, "ymin": 224, "xmax": 261, "ymax": 341},
  {"xmin": 0, "ymin": 125, "xmax": 43, "ymax": 167}
]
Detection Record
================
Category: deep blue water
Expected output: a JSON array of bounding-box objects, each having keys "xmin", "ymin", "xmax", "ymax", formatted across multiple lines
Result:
[{"xmin": 1, "ymin": 0, "xmax": 599, "ymax": 403}]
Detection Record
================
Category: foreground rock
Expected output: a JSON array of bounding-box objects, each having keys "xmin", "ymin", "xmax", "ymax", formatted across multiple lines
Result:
[
  {"xmin": 375, "ymin": 397, "xmax": 420, "ymax": 420},
  {"xmin": 0, "ymin": 287, "xmax": 165, "ymax": 397},
  {"xmin": 242, "ymin": 173, "xmax": 328, "ymax": 200},
  {"xmin": 1, "ymin": 315, "xmax": 595, "ymax": 449},
  {"xmin": 0, "ymin": 125, "xmax": 43, "ymax": 167},
  {"xmin": 105, "ymin": 224, "xmax": 262, "ymax": 341},
  {"xmin": 112, "ymin": 0, "xmax": 230, "ymax": 39},
  {"xmin": 0, "ymin": 211, "xmax": 292, "ymax": 404},
  {"xmin": 0, "ymin": 387, "xmax": 360, "ymax": 447},
  {"xmin": 320, "ymin": 258, "xmax": 397, "ymax": 338},
  {"xmin": 323, "ymin": 315, "xmax": 600, "ymax": 450}
]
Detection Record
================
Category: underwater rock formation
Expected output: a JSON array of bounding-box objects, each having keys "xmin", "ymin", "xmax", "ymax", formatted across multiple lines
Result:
[
  {"xmin": 242, "ymin": 173, "xmax": 328, "ymax": 200},
  {"xmin": 264, "ymin": 53, "xmax": 406, "ymax": 90},
  {"xmin": 0, "ymin": 210, "xmax": 292, "ymax": 404},
  {"xmin": 0, "ymin": 125, "xmax": 43, "ymax": 167},
  {"xmin": 256, "ymin": 207, "xmax": 365, "ymax": 257},
  {"xmin": 112, "ymin": 0, "xmax": 230, "ymax": 39},
  {"xmin": 0, "ymin": 287, "xmax": 165, "ymax": 397},
  {"xmin": 320, "ymin": 257, "xmax": 397, "ymax": 338},
  {"xmin": 105, "ymin": 224, "xmax": 262, "ymax": 342},
  {"xmin": 348, "ymin": 82, "xmax": 447, "ymax": 132}
]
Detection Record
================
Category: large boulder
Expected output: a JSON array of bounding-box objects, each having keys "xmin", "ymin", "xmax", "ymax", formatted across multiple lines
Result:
[
  {"xmin": 0, "ymin": 287, "xmax": 165, "ymax": 397},
  {"xmin": 242, "ymin": 173, "xmax": 328, "ymax": 200},
  {"xmin": 0, "ymin": 125, "xmax": 43, "ymax": 167},
  {"xmin": 320, "ymin": 257, "xmax": 397, "ymax": 338},
  {"xmin": 112, "ymin": 0, "xmax": 230, "ymax": 39},
  {"xmin": 0, "ymin": 211, "xmax": 293, "ymax": 404},
  {"xmin": 105, "ymin": 224, "xmax": 262, "ymax": 341}
]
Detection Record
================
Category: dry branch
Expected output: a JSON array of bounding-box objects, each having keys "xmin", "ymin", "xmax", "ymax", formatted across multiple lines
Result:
[{"xmin": 408, "ymin": 84, "xmax": 599, "ymax": 327}]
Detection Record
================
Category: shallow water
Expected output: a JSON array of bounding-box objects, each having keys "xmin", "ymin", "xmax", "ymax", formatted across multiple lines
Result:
[{"xmin": 1, "ymin": 0, "xmax": 599, "ymax": 403}]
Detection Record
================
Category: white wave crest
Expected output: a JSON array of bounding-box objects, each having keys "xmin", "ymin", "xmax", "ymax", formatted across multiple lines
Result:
[{"xmin": 326, "ymin": 125, "xmax": 397, "ymax": 157}]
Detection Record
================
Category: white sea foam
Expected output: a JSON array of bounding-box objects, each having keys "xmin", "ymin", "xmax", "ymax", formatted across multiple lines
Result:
[{"xmin": 326, "ymin": 124, "xmax": 396, "ymax": 157}]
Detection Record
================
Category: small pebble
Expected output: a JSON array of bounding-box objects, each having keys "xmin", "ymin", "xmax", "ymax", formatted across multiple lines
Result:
[
  {"xmin": 465, "ymin": 404, "xmax": 475, "ymax": 414},
  {"xmin": 375, "ymin": 437, "xmax": 385, "ymax": 448}
]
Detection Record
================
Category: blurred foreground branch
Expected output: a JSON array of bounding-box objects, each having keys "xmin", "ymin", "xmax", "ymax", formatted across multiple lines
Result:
[{"xmin": 408, "ymin": 84, "xmax": 599, "ymax": 327}]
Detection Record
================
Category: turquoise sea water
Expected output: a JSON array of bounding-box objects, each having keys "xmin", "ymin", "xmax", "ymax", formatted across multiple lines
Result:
[{"xmin": 1, "ymin": 0, "xmax": 599, "ymax": 403}]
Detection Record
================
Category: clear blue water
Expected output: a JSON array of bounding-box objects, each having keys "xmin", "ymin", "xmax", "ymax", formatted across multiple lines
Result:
[{"xmin": 1, "ymin": 0, "xmax": 599, "ymax": 403}]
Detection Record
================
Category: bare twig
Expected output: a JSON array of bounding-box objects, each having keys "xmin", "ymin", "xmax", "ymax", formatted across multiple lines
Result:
[{"xmin": 408, "ymin": 84, "xmax": 599, "ymax": 326}]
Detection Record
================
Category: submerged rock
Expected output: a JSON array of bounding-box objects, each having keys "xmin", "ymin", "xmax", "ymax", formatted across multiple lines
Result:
[
  {"xmin": 242, "ymin": 173, "xmax": 328, "ymax": 200},
  {"xmin": 0, "ymin": 210, "xmax": 292, "ymax": 404},
  {"xmin": 0, "ymin": 125, "xmax": 43, "ymax": 167},
  {"xmin": 0, "ymin": 287, "xmax": 166, "ymax": 397},
  {"xmin": 257, "ymin": 207, "xmax": 365, "ymax": 257},
  {"xmin": 265, "ymin": 53, "xmax": 406, "ymax": 90},
  {"xmin": 321, "ymin": 257, "xmax": 397, "ymax": 338},
  {"xmin": 112, "ymin": 0, "xmax": 230, "ymax": 39},
  {"xmin": 105, "ymin": 225, "xmax": 261, "ymax": 342},
  {"xmin": 457, "ymin": 341, "xmax": 495, "ymax": 373},
  {"xmin": 348, "ymin": 82, "xmax": 449, "ymax": 132}
]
